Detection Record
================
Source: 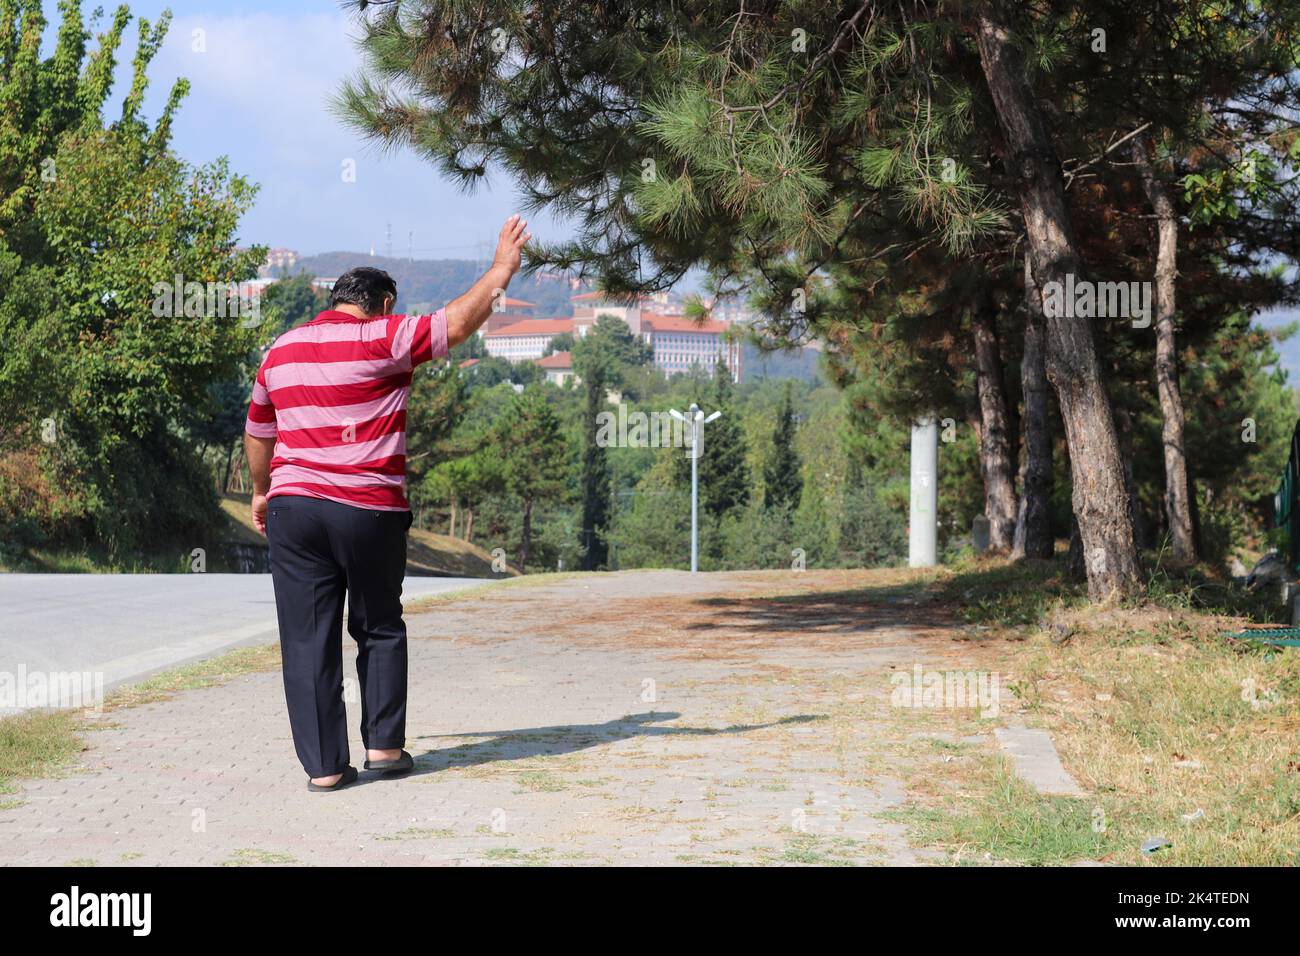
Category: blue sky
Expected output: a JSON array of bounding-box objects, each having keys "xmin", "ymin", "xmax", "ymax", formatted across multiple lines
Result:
[
  {"xmin": 43, "ymin": 0, "xmax": 571, "ymax": 257},
  {"xmin": 37, "ymin": 2, "xmax": 1299, "ymax": 380}
]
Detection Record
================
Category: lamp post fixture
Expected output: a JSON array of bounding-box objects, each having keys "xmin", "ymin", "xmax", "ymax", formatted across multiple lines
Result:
[{"xmin": 669, "ymin": 402, "xmax": 721, "ymax": 572}]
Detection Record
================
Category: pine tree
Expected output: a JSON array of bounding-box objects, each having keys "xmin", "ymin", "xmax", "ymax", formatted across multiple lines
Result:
[{"xmin": 336, "ymin": 0, "xmax": 1300, "ymax": 599}]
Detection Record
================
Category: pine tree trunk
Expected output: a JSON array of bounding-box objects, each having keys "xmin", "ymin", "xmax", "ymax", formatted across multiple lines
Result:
[
  {"xmin": 972, "ymin": 289, "xmax": 1019, "ymax": 551},
  {"xmin": 1132, "ymin": 137, "xmax": 1196, "ymax": 566},
  {"xmin": 231, "ymin": 446, "xmax": 246, "ymax": 493},
  {"xmin": 1067, "ymin": 515, "xmax": 1085, "ymax": 580},
  {"xmin": 449, "ymin": 501, "xmax": 457, "ymax": 538},
  {"xmin": 222, "ymin": 443, "xmax": 237, "ymax": 495},
  {"xmin": 975, "ymin": 9, "xmax": 1141, "ymax": 600},
  {"xmin": 1014, "ymin": 250, "xmax": 1054, "ymax": 559},
  {"xmin": 464, "ymin": 508, "xmax": 474, "ymax": 543},
  {"xmin": 1114, "ymin": 405, "xmax": 1146, "ymax": 548}
]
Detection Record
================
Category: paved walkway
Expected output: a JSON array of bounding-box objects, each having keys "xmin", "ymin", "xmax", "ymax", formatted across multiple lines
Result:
[
  {"xmin": 0, "ymin": 570, "xmax": 999, "ymax": 866},
  {"xmin": 0, "ymin": 573, "xmax": 494, "ymax": 711}
]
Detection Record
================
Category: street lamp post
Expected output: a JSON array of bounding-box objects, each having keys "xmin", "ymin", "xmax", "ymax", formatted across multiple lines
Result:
[{"xmin": 669, "ymin": 402, "xmax": 721, "ymax": 572}]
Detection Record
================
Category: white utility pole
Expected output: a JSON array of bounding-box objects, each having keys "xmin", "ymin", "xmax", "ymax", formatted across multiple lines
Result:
[
  {"xmin": 909, "ymin": 416, "xmax": 938, "ymax": 567},
  {"xmin": 670, "ymin": 402, "xmax": 721, "ymax": 572}
]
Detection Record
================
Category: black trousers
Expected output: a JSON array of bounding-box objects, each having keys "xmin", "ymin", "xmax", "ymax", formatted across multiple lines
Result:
[{"xmin": 266, "ymin": 495, "xmax": 412, "ymax": 777}]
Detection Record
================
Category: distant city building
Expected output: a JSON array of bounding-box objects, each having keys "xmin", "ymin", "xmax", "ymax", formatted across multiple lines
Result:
[
  {"xmin": 536, "ymin": 350, "xmax": 576, "ymax": 386},
  {"xmin": 706, "ymin": 299, "xmax": 758, "ymax": 325},
  {"xmin": 483, "ymin": 317, "xmax": 575, "ymax": 362},
  {"xmin": 574, "ymin": 291, "xmax": 740, "ymax": 380},
  {"xmin": 259, "ymin": 247, "xmax": 300, "ymax": 278},
  {"xmin": 481, "ymin": 297, "xmax": 538, "ymax": 334},
  {"xmin": 482, "ymin": 291, "xmax": 741, "ymax": 381},
  {"xmin": 570, "ymin": 290, "xmax": 645, "ymax": 336},
  {"xmin": 642, "ymin": 311, "xmax": 741, "ymax": 381}
]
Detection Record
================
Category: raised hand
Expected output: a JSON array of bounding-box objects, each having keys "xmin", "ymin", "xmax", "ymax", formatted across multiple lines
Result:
[{"xmin": 491, "ymin": 213, "xmax": 532, "ymax": 274}]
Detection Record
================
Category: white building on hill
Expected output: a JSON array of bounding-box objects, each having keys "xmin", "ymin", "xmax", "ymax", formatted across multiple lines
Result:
[
  {"xmin": 480, "ymin": 291, "xmax": 742, "ymax": 381},
  {"xmin": 483, "ymin": 318, "xmax": 575, "ymax": 362}
]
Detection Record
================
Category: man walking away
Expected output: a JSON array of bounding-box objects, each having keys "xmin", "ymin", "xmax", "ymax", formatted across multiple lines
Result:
[{"xmin": 244, "ymin": 215, "xmax": 531, "ymax": 790}]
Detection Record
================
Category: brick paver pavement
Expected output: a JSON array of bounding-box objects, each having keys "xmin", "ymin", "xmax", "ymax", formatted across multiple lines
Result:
[{"xmin": 0, "ymin": 570, "xmax": 983, "ymax": 866}]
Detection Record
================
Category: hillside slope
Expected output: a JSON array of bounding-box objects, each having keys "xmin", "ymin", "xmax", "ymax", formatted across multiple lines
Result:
[
  {"xmin": 220, "ymin": 494, "xmax": 513, "ymax": 578},
  {"xmin": 289, "ymin": 253, "xmax": 580, "ymax": 316}
]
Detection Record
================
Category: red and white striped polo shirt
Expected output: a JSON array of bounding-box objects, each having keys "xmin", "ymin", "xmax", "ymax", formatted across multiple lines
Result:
[{"xmin": 244, "ymin": 308, "xmax": 449, "ymax": 511}]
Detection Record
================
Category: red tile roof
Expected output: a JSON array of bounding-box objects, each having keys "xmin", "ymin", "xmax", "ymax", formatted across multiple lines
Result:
[
  {"xmin": 642, "ymin": 312, "xmax": 729, "ymax": 334},
  {"xmin": 570, "ymin": 290, "xmax": 634, "ymax": 302},
  {"xmin": 536, "ymin": 351, "xmax": 573, "ymax": 369},
  {"xmin": 483, "ymin": 318, "xmax": 575, "ymax": 337}
]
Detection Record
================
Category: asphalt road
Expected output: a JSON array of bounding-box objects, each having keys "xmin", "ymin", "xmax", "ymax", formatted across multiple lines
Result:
[{"xmin": 0, "ymin": 573, "xmax": 493, "ymax": 712}]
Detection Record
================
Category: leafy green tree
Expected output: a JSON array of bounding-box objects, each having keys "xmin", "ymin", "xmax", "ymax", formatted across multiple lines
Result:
[
  {"xmin": 0, "ymin": 2, "xmax": 261, "ymax": 555},
  {"xmin": 610, "ymin": 452, "xmax": 689, "ymax": 569},
  {"xmin": 496, "ymin": 386, "xmax": 567, "ymax": 569},
  {"xmin": 544, "ymin": 331, "xmax": 575, "ymax": 356},
  {"xmin": 583, "ymin": 314, "xmax": 653, "ymax": 368},
  {"xmin": 263, "ymin": 273, "xmax": 326, "ymax": 336},
  {"xmin": 419, "ymin": 449, "xmax": 502, "ymax": 540}
]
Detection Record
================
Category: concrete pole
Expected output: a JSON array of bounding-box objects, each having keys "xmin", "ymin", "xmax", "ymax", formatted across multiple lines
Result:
[{"xmin": 909, "ymin": 417, "xmax": 938, "ymax": 567}]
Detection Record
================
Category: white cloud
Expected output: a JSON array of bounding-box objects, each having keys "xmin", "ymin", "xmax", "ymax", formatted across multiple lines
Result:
[{"xmin": 112, "ymin": 8, "xmax": 571, "ymax": 255}]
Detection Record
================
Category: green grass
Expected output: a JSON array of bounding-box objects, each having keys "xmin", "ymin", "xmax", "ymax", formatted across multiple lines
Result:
[
  {"xmin": 888, "ymin": 760, "xmax": 1118, "ymax": 866},
  {"xmin": 376, "ymin": 827, "xmax": 454, "ymax": 841},
  {"xmin": 481, "ymin": 847, "xmax": 561, "ymax": 866},
  {"xmin": 884, "ymin": 554, "xmax": 1300, "ymax": 866},
  {"xmin": 218, "ymin": 848, "xmax": 298, "ymax": 867},
  {"xmin": 0, "ymin": 710, "xmax": 85, "ymax": 798},
  {"xmin": 759, "ymin": 833, "xmax": 876, "ymax": 866},
  {"xmin": 0, "ymin": 546, "xmax": 191, "ymax": 574},
  {"xmin": 0, "ymin": 643, "xmax": 282, "ymax": 804},
  {"xmin": 514, "ymin": 770, "xmax": 569, "ymax": 793},
  {"xmin": 103, "ymin": 643, "xmax": 281, "ymax": 710}
]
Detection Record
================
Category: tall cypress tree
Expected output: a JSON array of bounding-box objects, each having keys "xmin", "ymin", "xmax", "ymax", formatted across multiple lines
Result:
[
  {"xmin": 575, "ymin": 356, "xmax": 610, "ymax": 570},
  {"xmin": 571, "ymin": 316, "xmax": 646, "ymax": 569},
  {"xmin": 763, "ymin": 384, "xmax": 802, "ymax": 513}
]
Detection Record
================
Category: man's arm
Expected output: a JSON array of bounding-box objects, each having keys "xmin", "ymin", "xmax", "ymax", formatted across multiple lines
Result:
[
  {"xmin": 245, "ymin": 433, "xmax": 275, "ymax": 535},
  {"xmin": 444, "ymin": 214, "xmax": 531, "ymax": 348}
]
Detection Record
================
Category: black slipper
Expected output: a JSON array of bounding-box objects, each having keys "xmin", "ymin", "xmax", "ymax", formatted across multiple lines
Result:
[
  {"xmin": 364, "ymin": 750, "xmax": 414, "ymax": 773},
  {"xmin": 307, "ymin": 765, "xmax": 359, "ymax": 792}
]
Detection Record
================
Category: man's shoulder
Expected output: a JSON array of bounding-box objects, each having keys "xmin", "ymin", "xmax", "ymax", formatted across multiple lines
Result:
[{"xmin": 270, "ymin": 316, "xmax": 393, "ymax": 349}]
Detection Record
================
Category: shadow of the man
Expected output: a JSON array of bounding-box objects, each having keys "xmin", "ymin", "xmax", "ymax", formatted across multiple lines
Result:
[{"xmin": 391, "ymin": 711, "xmax": 825, "ymax": 777}]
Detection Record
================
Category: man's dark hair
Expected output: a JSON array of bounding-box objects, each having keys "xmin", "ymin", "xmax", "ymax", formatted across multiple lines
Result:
[{"xmin": 331, "ymin": 267, "xmax": 397, "ymax": 315}]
